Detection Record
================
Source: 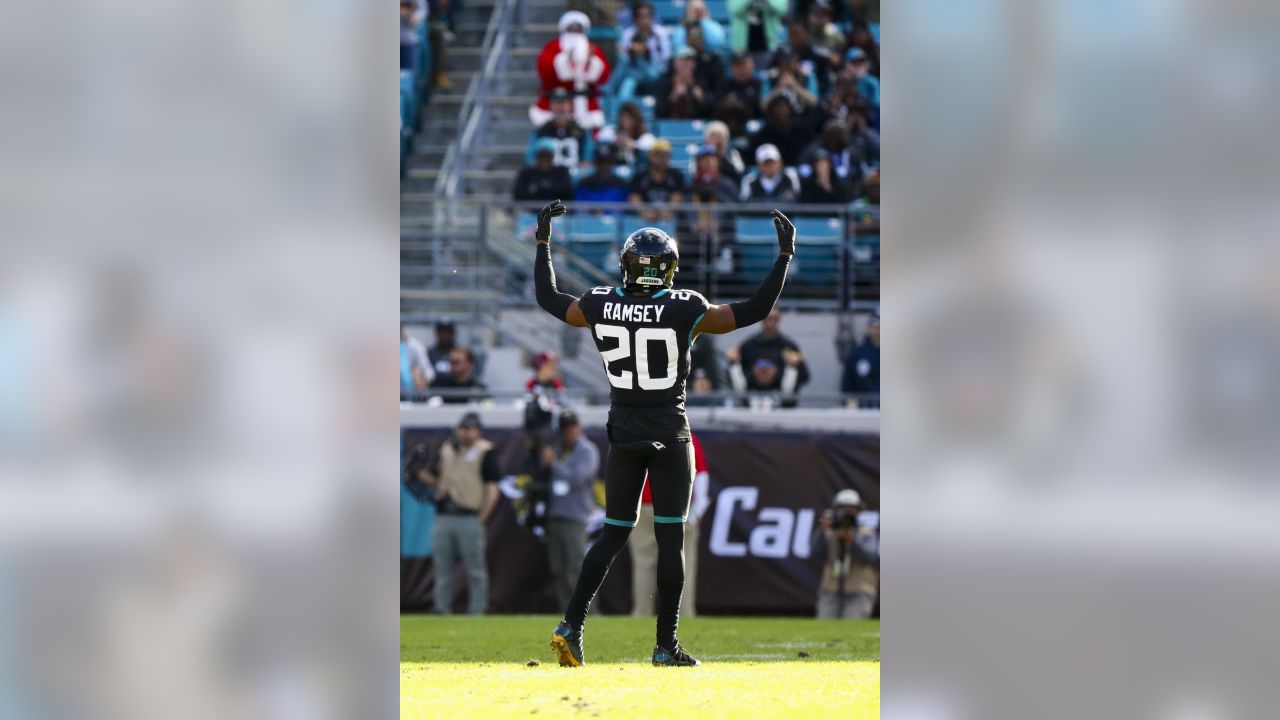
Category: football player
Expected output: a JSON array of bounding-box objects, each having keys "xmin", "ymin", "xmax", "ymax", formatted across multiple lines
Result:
[{"xmin": 534, "ymin": 199, "xmax": 796, "ymax": 667}]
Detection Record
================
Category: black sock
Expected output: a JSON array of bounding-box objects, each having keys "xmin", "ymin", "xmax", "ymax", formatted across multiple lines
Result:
[
  {"xmin": 564, "ymin": 524, "xmax": 632, "ymax": 631},
  {"xmin": 654, "ymin": 522, "xmax": 686, "ymax": 648}
]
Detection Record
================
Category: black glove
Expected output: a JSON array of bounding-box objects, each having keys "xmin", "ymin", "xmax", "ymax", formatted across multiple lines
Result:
[
  {"xmin": 536, "ymin": 199, "xmax": 567, "ymax": 243},
  {"xmin": 771, "ymin": 209, "xmax": 796, "ymax": 256}
]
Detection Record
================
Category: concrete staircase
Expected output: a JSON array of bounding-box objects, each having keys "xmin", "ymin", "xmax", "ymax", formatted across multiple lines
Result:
[{"xmin": 400, "ymin": 0, "xmax": 612, "ymax": 392}]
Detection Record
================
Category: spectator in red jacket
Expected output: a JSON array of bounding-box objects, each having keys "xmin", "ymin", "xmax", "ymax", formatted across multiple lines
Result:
[
  {"xmin": 530, "ymin": 11, "xmax": 612, "ymax": 129},
  {"xmin": 630, "ymin": 434, "xmax": 710, "ymax": 618}
]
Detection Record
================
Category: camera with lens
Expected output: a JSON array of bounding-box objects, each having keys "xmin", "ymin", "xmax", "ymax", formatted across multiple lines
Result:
[{"xmin": 403, "ymin": 441, "xmax": 437, "ymax": 503}]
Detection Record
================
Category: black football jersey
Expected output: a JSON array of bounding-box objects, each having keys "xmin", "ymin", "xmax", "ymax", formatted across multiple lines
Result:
[{"xmin": 577, "ymin": 285, "xmax": 711, "ymax": 411}]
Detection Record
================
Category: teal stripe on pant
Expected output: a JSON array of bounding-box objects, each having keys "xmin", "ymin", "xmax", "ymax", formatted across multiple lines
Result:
[
  {"xmin": 604, "ymin": 517, "xmax": 637, "ymax": 528},
  {"xmin": 653, "ymin": 515, "xmax": 687, "ymax": 523}
]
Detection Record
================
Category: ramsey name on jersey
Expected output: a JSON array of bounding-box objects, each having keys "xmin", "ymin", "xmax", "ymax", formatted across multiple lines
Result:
[{"xmin": 602, "ymin": 302, "xmax": 668, "ymax": 324}]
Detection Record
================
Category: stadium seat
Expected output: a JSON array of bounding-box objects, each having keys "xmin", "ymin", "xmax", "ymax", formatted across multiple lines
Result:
[
  {"xmin": 668, "ymin": 143, "xmax": 698, "ymax": 174},
  {"xmin": 705, "ymin": 0, "xmax": 729, "ymax": 22},
  {"xmin": 734, "ymin": 216, "xmax": 777, "ymax": 244},
  {"xmin": 570, "ymin": 213, "xmax": 622, "ymax": 244},
  {"xmin": 515, "ymin": 213, "xmax": 539, "ymax": 243},
  {"xmin": 621, "ymin": 214, "xmax": 676, "ymax": 238},
  {"xmin": 601, "ymin": 95, "xmax": 657, "ymax": 126},
  {"xmin": 656, "ymin": 119, "xmax": 707, "ymax": 145},
  {"xmin": 792, "ymin": 216, "xmax": 844, "ymax": 242},
  {"xmin": 652, "ymin": 0, "xmax": 684, "ymax": 24}
]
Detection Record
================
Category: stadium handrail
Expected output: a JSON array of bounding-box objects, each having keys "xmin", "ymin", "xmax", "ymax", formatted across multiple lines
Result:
[{"xmin": 434, "ymin": 0, "xmax": 515, "ymax": 206}]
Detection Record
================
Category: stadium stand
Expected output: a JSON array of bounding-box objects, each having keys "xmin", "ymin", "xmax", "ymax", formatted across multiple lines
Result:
[{"xmin": 401, "ymin": 0, "xmax": 880, "ymax": 405}]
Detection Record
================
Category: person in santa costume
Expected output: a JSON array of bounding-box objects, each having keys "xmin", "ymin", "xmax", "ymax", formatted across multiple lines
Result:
[{"xmin": 530, "ymin": 11, "xmax": 612, "ymax": 130}]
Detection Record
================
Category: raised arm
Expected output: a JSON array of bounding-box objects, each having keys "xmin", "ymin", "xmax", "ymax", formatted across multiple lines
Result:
[
  {"xmin": 694, "ymin": 209, "xmax": 795, "ymax": 336},
  {"xmin": 533, "ymin": 199, "xmax": 588, "ymax": 327}
]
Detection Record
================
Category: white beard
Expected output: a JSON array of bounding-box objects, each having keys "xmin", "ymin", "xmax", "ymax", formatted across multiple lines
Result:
[{"xmin": 560, "ymin": 32, "xmax": 589, "ymax": 68}]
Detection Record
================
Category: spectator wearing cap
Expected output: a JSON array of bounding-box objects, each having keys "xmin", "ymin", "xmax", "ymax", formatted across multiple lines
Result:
[
  {"xmin": 531, "ymin": 11, "xmax": 611, "ymax": 129},
  {"xmin": 739, "ymin": 143, "xmax": 800, "ymax": 202},
  {"xmin": 748, "ymin": 95, "xmax": 810, "ymax": 166},
  {"xmin": 715, "ymin": 52, "xmax": 764, "ymax": 123},
  {"xmin": 726, "ymin": 308, "xmax": 810, "ymax": 405},
  {"xmin": 430, "ymin": 347, "xmax": 489, "ymax": 404},
  {"xmin": 760, "ymin": 47, "xmax": 819, "ymax": 119},
  {"xmin": 513, "ymin": 138, "xmax": 575, "ymax": 201},
  {"xmin": 671, "ymin": 0, "xmax": 728, "ymax": 55},
  {"xmin": 420, "ymin": 412, "xmax": 501, "ymax": 615},
  {"xmin": 575, "ymin": 143, "xmax": 630, "ymax": 204},
  {"xmin": 607, "ymin": 31, "xmax": 665, "ymax": 100},
  {"xmin": 596, "ymin": 102, "xmax": 657, "ymax": 169},
  {"xmin": 841, "ymin": 309, "xmax": 879, "ymax": 407},
  {"xmin": 541, "ymin": 410, "xmax": 601, "ymax": 607},
  {"xmin": 656, "ymin": 46, "xmax": 712, "ymax": 119},
  {"xmin": 807, "ymin": 0, "xmax": 846, "ymax": 59},
  {"xmin": 702, "ymin": 120, "xmax": 746, "ymax": 182},
  {"xmin": 844, "ymin": 47, "xmax": 880, "ymax": 108},
  {"xmin": 620, "ymin": 1, "xmax": 673, "ymax": 70},
  {"xmin": 531, "ymin": 88, "xmax": 594, "ymax": 171},
  {"xmin": 522, "ymin": 350, "xmax": 567, "ymax": 434},
  {"xmin": 800, "ymin": 149, "xmax": 853, "ymax": 204},
  {"xmin": 629, "ymin": 138, "xmax": 686, "ymax": 220},
  {"xmin": 401, "ymin": 323, "xmax": 433, "ymax": 398},
  {"xmin": 811, "ymin": 487, "xmax": 879, "ymax": 619},
  {"xmin": 728, "ymin": 0, "xmax": 788, "ymax": 55}
]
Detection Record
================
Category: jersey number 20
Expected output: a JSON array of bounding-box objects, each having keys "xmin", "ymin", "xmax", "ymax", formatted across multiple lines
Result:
[{"xmin": 594, "ymin": 324, "xmax": 678, "ymax": 390}]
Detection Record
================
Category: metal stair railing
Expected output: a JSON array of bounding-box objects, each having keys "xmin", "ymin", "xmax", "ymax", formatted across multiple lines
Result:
[{"xmin": 435, "ymin": 0, "xmax": 517, "ymax": 223}]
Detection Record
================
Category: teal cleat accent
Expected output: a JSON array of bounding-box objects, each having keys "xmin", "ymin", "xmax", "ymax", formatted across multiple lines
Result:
[
  {"xmin": 652, "ymin": 642, "xmax": 701, "ymax": 667},
  {"xmin": 550, "ymin": 621, "xmax": 585, "ymax": 667}
]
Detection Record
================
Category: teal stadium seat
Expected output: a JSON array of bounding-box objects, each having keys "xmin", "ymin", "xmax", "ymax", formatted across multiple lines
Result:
[
  {"xmin": 656, "ymin": 119, "xmax": 707, "ymax": 145},
  {"xmin": 621, "ymin": 214, "xmax": 676, "ymax": 239},
  {"xmin": 733, "ymin": 216, "xmax": 777, "ymax": 279},
  {"xmin": 602, "ymin": 95, "xmax": 657, "ymax": 126},
  {"xmin": 567, "ymin": 213, "xmax": 622, "ymax": 261},
  {"xmin": 653, "ymin": 0, "xmax": 684, "ymax": 24},
  {"xmin": 668, "ymin": 143, "xmax": 698, "ymax": 175},
  {"xmin": 705, "ymin": 0, "xmax": 729, "ymax": 22}
]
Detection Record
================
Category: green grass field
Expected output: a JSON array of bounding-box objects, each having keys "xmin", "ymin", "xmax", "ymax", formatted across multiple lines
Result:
[{"xmin": 401, "ymin": 614, "xmax": 880, "ymax": 719}]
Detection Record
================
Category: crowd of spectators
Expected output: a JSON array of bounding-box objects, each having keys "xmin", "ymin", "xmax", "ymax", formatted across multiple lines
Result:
[
  {"xmin": 403, "ymin": 306, "xmax": 878, "ymax": 408},
  {"xmin": 516, "ymin": 2, "xmax": 880, "ymax": 214}
]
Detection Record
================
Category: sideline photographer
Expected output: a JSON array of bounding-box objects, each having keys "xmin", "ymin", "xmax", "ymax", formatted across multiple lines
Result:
[{"xmin": 809, "ymin": 488, "xmax": 879, "ymax": 619}]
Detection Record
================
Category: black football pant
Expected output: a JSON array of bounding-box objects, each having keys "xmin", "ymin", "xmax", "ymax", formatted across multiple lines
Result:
[{"xmin": 563, "ymin": 426, "xmax": 693, "ymax": 648}]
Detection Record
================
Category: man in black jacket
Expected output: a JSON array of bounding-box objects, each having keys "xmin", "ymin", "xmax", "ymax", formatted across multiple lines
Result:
[{"xmin": 514, "ymin": 138, "xmax": 574, "ymax": 201}]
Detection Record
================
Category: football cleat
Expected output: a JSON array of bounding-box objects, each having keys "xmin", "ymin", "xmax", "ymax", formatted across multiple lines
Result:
[
  {"xmin": 550, "ymin": 620, "xmax": 584, "ymax": 667},
  {"xmin": 652, "ymin": 641, "xmax": 701, "ymax": 667}
]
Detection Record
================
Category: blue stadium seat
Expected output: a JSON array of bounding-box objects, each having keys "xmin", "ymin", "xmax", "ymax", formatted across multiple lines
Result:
[
  {"xmin": 792, "ymin": 216, "xmax": 844, "ymax": 242},
  {"xmin": 734, "ymin": 216, "xmax": 777, "ymax": 244},
  {"xmin": 515, "ymin": 213, "xmax": 539, "ymax": 243},
  {"xmin": 668, "ymin": 142, "xmax": 699, "ymax": 174},
  {"xmin": 656, "ymin": 119, "xmax": 707, "ymax": 145},
  {"xmin": 733, "ymin": 215, "xmax": 778, "ymax": 278},
  {"xmin": 601, "ymin": 95, "xmax": 657, "ymax": 126},
  {"xmin": 400, "ymin": 71, "xmax": 418, "ymax": 132},
  {"xmin": 621, "ymin": 214, "xmax": 676, "ymax": 238},
  {"xmin": 705, "ymin": 0, "xmax": 728, "ymax": 22},
  {"xmin": 652, "ymin": 0, "xmax": 684, "ymax": 24},
  {"xmin": 570, "ymin": 213, "xmax": 622, "ymax": 244}
]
